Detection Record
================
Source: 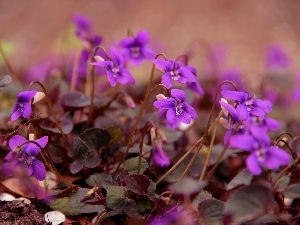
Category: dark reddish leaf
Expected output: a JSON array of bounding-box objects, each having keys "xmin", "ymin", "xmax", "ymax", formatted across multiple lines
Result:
[{"xmin": 124, "ymin": 174, "xmax": 155, "ymax": 195}]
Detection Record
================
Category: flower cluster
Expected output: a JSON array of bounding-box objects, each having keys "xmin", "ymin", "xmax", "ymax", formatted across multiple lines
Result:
[
  {"xmin": 153, "ymin": 89, "xmax": 198, "ymax": 128},
  {"xmin": 220, "ymin": 90, "xmax": 291, "ymax": 175},
  {"xmin": 2, "ymin": 135, "xmax": 48, "ymax": 181}
]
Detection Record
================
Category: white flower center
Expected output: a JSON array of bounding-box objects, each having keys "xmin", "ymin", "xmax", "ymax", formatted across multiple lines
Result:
[
  {"xmin": 130, "ymin": 46, "xmax": 140, "ymax": 58},
  {"xmin": 175, "ymin": 103, "xmax": 183, "ymax": 116},
  {"xmin": 170, "ymin": 70, "xmax": 180, "ymax": 81}
]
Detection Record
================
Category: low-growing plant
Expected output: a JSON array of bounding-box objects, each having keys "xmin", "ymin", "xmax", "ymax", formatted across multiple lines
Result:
[{"xmin": 1, "ymin": 13, "xmax": 300, "ymax": 225}]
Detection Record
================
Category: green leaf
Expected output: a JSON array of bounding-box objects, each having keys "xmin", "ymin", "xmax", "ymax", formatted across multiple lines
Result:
[
  {"xmin": 162, "ymin": 127, "xmax": 183, "ymax": 142},
  {"xmin": 224, "ymin": 184, "xmax": 272, "ymax": 223},
  {"xmin": 198, "ymin": 199, "xmax": 224, "ymax": 225},
  {"xmin": 0, "ymin": 75, "xmax": 12, "ymax": 92},
  {"xmin": 48, "ymin": 188, "xmax": 104, "ymax": 216},
  {"xmin": 170, "ymin": 177, "xmax": 207, "ymax": 195},
  {"xmin": 86, "ymin": 173, "xmax": 117, "ymax": 190},
  {"xmin": 284, "ymin": 183, "xmax": 300, "ymax": 198},
  {"xmin": 106, "ymin": 186, "xmax": 127, "ymax": 213},
  {"xmin": 120, "ymin": 144, "xmax": 152, "ymax": 154},
  {"xmin": 192, "ymin": 190, "xmax": 213, "ymax": 208},
  {"xmin": 106, "ymin": 126, "xmax": 123, "ymax": 146},
  {"xmin": 227, "ymin": 169, "xmax": 253, "ymax": 190},
  {"xmin": 61, "ymin": 91, "xmax": 92, "ymax": 109},
  {"xmin": 124, "ymin": 156, "xmax": 149, "ymax": 174},
  {"xmin": 124, "ymin": 199, "xmax": 142, "ymax": 217},
  {"xmin": 68, "ymin": 128, "xmax": 110, "ymax": 174}
]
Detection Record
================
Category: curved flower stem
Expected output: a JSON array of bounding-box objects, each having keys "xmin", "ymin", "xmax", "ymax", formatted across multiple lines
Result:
[
  {"xmin": 177, "ymin": 110, "xmax": 222, "ymax": 182},
  {"xmin": 149, "ymin": 84, "xmax": 171, "ymax": 97},
  {"xmin": 70, "ymin": 49, "xmax": 82, "ymax": 91},
  {"xmin": 113, "ymin": 53, "xmax": 167, "ymax": 176},
  {"xmin": 155, "ymin": 80, "xmax": 236, "ymax": 185},
  {"xmin": 176, "ymin": 54, "xmax": 189, "ymax": 65},
  {"xmin": 276, "ymin": 139, "xmax": 297, "ymax": 160},
  {"xmin": 88, "ymin": 46, "xmax": 109, "ymax": 124},
  {"xmin": 30, "ymin": 81, "xmax": 69, "ymax": 145},
  {"xmin": 275, "ymin": 132, "xmax": 294, "ymax": 143},
  {"xmin": 40, "ymin": 151, "xmax": 71, "ymax": 188},
  {"xmin": 272, "ymin": 163, "xmax": 292, "ymax": 186},
  {"xmin": 27, "ymin": 140, "xmax": 71, "ymax": 188}
]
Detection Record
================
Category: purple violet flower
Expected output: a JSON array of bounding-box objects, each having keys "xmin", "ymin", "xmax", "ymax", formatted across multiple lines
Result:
[
  {"xmin": 230, "ymin": 134, "xmax": 291, "ymax": 175},
  {"xmin": 219, "ymin": 99, "xmax": 249, "ymax": 145},
  {"xmin": 149, "ymin": 208, "xmax": 181, "ymax": 225},
  {"xmin": 184, "ymin": 65, "xmax": 204, "ymax": 96},
  {"xmin": 150, "ymin": 127, "xmax": 170, "ymax": 168},
  {"xmin": 91, "ymin": 47, "xmax": 135, "ymax": 87},
  {"xmin": 221, "ymin": 90, "xmax": 272, "ymax": 117},
  {"xmin": 119, "ymin": 30, "xmax": 155, "ymax": 64},
  {"xmin": 11, "ymin": 90, "xmax": 37, "ymax": 121},
  {"xmin": 73, "ymin": 13, "xmax": 92, "ymax": 38},
  {"xmin": 153, "ymin": 89, "xmax": 198, "ymax": 127},
  {"xmin": 266, "ymin": 45, "xmax": 291, "ymax": 70},
  {"xmin": 153, "ymin": 59, "xmax": 197, "ymax": 88},
  {"xmin": 152, "ymin": 146, "xmax": 170, "ymax": 168},
  {"xmin": 72, "ymin": 13, "xmax": 102, "ymax": 45},
  {"xmin": 2, "ymin": 135, "xmax": 48, "ymax": 181}
]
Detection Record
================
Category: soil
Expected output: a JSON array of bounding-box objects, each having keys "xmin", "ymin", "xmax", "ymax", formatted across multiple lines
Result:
[{"xmin": 0, "ymin": 200, "xmax": 48, "ymax": 225}]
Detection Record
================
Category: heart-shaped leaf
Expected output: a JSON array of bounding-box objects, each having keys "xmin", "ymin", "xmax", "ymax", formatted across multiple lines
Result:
[
  {"xmin": 86, "ymin": 173, "xmax": 117, "ymax": 190},
  {"xmin": 224, "ymin": 184, "xmax": 272, "ymax": 223},
  {"xmin": 284, "ymin": 183, "xmax": 300, "ymax": 199},
  {"xmin": 124, "ymin": 156, "xmax": 149, "ymax": 174},
  {"xmin": 106, "ymin": 186, "xmax": 127, "ymax": 213},
  {"xmin": 170, "ymin": 177, "xmax": 207, "ymax": 196},
  {"xmin": 68, "ymin": 128, "xmax": 110, "ymax": 173},
  {"xmin": 49, "ymin": 188, "xmax": 104, "ymax": 216},
  {"xmin": 227, "ymin": 169, "xmax": 253, "ymax": 190},
  {"xmin": 198, "ymin": 199, "xmax": 224, "ymax": 225},
  {"xmin": 61, "ymin": 91, "xmax": 92, "ymax": 109},
  {"xmin": 106, "ymin": 126, "xmax": 123, "ymax": 146},
  {"xmin": 124, "ymin": 174, "xmax": 155, "ymax": 195}
]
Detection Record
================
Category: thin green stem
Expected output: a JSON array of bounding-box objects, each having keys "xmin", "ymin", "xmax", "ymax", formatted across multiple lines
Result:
[
  {"xmin": 199, "ymin": 112, "xmax": 221, "ymax": 181},
  {"xmin": 155, "ymin": 118, "xmax": 219, "ymax": 185},
  {"xmin": 155, "ymin": 80, "xmax": 236, "ymax": 185},
  {"xmin": 113, "ymin": 53, "xmax": 167, "ymax": 176},
  {"xmin": 29, "ymin": 81, "xmax": 69, "ymax": 145},
  {"xmin": 88, "ymin": 46, "xmax": 109, "ymax": 124},
  {"xmin": 40, "ymin": 151, "xmax": 71, "ymax": 188},
  {"xmin": 138, "ymin": 122, "xmax": 152, "ymax": 174}
]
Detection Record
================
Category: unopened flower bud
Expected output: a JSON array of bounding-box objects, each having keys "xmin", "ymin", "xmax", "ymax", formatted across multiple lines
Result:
[
  {"xmin": 123, "ymin": 94, "xmax": 136, "ymax": 108},
  {"xmin": 29, "ymin": 133, "xmax": 35, "ymax": 141},
  {"xmin": 32, "ymin": 92, "xmax": 45, "ymax": 104},
  {"xmin": 94, "ymin": 55, "xmax": 104, "ymax": 62},
  {"xmin": 156, "ymin": 94, "xmax": 167, "ymax": 100}
]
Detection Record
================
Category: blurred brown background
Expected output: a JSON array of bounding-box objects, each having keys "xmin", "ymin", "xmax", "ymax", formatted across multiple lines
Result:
[{"xmin": 1, "ymin": 0, "xmax": 300, "ymax": 76}]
